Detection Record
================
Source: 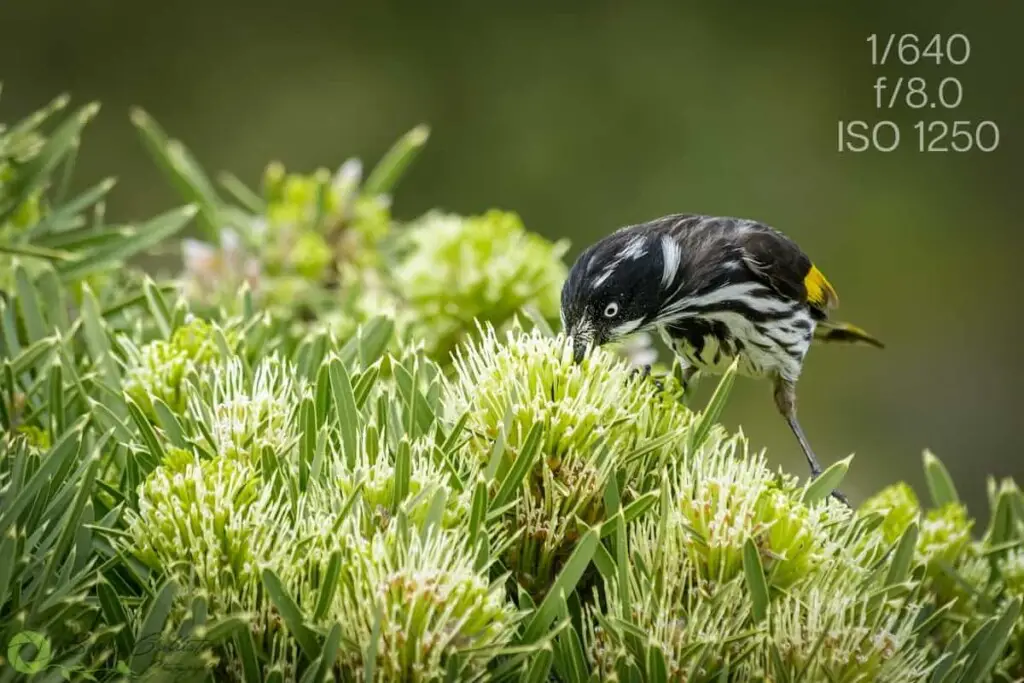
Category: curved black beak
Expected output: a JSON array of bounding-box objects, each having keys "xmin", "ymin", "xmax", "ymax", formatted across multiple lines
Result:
[
  {"xmin": 573, "ymin": 338, "xmax": 587, "ymax": 364},
  {"xmin": 571, "ymin": 330, "xmax": 595, "ymax": 364}
]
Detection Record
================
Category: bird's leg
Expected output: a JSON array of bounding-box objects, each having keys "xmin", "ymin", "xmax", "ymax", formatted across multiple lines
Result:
[
  {"xmin": 773, "ymin": 378, "xmax": 850, "ymax": 507},
  {"xmin": 680, "ymin": 365, "xmax": 698, "ymax": 395},
  {"xmin": 630, "ymin": 364, "xmax": 664, "ymax": 391}
]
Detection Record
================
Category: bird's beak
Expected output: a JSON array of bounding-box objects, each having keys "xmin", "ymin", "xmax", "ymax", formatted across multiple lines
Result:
[
  {"xmin": 571, "ymin": 330, "xmax": 591, "ymax": 364},
  {"xmin": 573, "ymin": 339, "xmax": 587, "ymax": 364}
]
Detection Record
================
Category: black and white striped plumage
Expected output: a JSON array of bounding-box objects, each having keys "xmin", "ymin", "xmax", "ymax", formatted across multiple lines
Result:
[{"xmin": 561, "ymin": 213, "xmax": 882, "ymax": 498}]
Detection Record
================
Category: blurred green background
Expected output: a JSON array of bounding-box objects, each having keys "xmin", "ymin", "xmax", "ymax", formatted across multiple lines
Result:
[{"xmin": 2, "ymin": 1, "xmax": 1021, "ymax": 511}]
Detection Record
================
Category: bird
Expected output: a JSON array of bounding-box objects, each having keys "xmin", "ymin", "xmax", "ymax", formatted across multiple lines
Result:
[{"xmin": 560, "ymin": 213, "xmax": 883, "ymax": 503}]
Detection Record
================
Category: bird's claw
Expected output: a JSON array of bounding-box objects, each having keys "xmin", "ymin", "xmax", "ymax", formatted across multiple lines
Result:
[
  {"xmin": 808, "ymin": 465, "xmax": 851, "ymax": 507},
  {"xmin": 830, "ymin": 488, "xmax": 852, "ymax": 508},
  {"xmin": 630, "ymin": 365, "xmax": 664, "ymax": 392}
]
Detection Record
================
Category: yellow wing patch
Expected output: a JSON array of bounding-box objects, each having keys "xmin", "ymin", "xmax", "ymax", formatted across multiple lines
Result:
[{"xmin": 804, "ymin": 265, "xmax": 839, "ymax": 309}]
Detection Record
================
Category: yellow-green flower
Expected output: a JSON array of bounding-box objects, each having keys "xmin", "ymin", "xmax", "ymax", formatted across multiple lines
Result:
[
  {"xmin": 123, "ymin": 318, "xmax": 224, "ymax": 417},
  {"xmin": 396, "ymin": 210, "xmax": 568, "ymax": 357},
  {"xmin": 446, "ymin": 324, "xmax": 692, "ymax": 592},
  {"xmin": 124, "ymin": 458, "xmax": 290, "ymax": 610},
  {"xmin": 860, "ymin": 482, "xmax": 920, "ymax": 544}
]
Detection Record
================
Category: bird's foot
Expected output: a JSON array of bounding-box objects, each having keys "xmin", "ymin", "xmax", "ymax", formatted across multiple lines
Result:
[
  {"xmin": 808, "ymin": 465, "xmax": 852, "ymax": 507},
  {"xmin": 630, "ymin": 365, "xmax": 664, "ymax": 392},
  {"xmin": 829, "ymin": 488, "xmax": 851, "ymax": 508}
]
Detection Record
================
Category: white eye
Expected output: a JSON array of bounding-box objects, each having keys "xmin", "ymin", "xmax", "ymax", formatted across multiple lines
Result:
[{"xmin": 603, "ymin": 302, "xmax": 619, "ymax": 318}]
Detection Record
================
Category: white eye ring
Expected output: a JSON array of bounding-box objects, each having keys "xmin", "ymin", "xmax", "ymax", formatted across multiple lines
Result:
[{"xmin": 603, "ymin": 302, "xmax": 619, "ymax": 318}]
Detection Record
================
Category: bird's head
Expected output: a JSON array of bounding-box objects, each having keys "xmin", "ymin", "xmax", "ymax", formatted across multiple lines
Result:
[{"xmin": 560, "ymin": 229, "xmax": 672, "ymax": 363}]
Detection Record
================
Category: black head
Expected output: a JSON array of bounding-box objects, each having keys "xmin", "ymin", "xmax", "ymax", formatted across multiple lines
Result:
[{"xmin": 561, "ymin": 228, "xmax": 670, "ymax": 362}]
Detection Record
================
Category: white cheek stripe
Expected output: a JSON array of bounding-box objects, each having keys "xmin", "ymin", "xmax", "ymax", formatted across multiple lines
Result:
[
  {"xmin": 610, "ymin": 318, "xmax": 644, "ymax": 337},
  {"xmin": 660, "ymin": 235, "xmax": 681, "ymax": 288}
]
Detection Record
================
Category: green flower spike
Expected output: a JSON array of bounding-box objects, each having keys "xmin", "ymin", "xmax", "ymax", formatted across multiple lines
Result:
[
  {"xmin": 323, "ymin": 524, "xmax": 517, "ymax": 681},
  {"xmin": 193, "ymin": 354, "xmax": 306, "ymax": 465},
  {"xmin": 445, "ymin": 323, "xmax": 691, "ymax": 591},
  {"xmin": 396, "ymin": 210, "xmax": 568, "ymax": 357},
  {"xmin": 123, "ymin": 317, "xmax": 223, "ymax": 417},
  {"xmin": 125, "ymin": 457, "xmax": 292, "ymax": 611}
]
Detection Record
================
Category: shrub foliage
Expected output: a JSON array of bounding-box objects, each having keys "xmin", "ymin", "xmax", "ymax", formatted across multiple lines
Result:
[{"xmin": 2, "ymin": 90, "xmax": 1024, "ymax": 682}]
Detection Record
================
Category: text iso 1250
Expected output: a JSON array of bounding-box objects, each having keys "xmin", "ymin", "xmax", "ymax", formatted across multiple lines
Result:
[{"xmin": 837, "ymin": 120, "xmax": 999, "ymax": 153}]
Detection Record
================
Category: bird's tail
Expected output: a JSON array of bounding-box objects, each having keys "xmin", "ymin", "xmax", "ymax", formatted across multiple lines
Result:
[{"xmin": 813, "ymin": 320, "xmax": 884, "ymax": 348}]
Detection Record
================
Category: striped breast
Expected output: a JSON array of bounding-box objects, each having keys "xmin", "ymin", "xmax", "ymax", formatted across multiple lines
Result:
[{"xmin": 657, "ymin": 281, "xmax": 817, "ymax": 381}]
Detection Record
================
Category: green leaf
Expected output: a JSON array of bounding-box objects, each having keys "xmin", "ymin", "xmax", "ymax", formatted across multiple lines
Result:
[
  {"xmin": 310, "ymin": 622, "xmax": 341, "ymax": 683},
  {"xmin": 986, "ymin": 489, "xmax": 1016, "ymax": 548},
  {"xmin": 960, "ymin": 597, "xmax": 1022, "ymax": 682},
  {"xmin": 646, "ymin": 643, "xmax": 669, "ymax": 683},
  {"xmin": 35, "ymin": 266, "xmax": 69, "ymax": 332},
  {"xmin": 484, "ymin": 407, "xmax": 512, "ymax": 482},
  {"xmin": 769, "ymin": 642, "xmax": 792, "ymax": 683},
  {"xmin": 262, "ymin": 568, "xmax": 320, "ymax": 660},
  {"xmin": 299, "ymin": 396, "xmax": 316, "ymax": 488},
  {"xmin": 313, "ymin": 550, "xmax": 343, "ymax": 622},
  {"xmin": 98, "ymin": 580, "xmax": 135, "ymax": 658},
  {"xmin": 688, "ymin": 357, "xmax": 738, "ymax": 451},
  {"xmin": 36, "ymin": 448, "xmax": 103, "ymax": 604},
  {"xmin": 928, "ymin": 652, "xmax": 955, "ymax": 683},
  {"xmin": 218, "ymin": 171, "xmax": 265, "ymax": 212},
  {"xmin": 600, "ymin": 491, "xmax": 659, "ymax": 539},
  {"xmin": 143, "ymin": 276, "xmax": 174, "ymax": 339},
  {"xmin": 0, "ymin": 241, "xmax": 77, "ymax": 261},
  {"xmin": 0, "ymin": 102, "xmax": 99, "ymax": 224},
  {"xmin": 0, "ymin": 417, "xmax": 86, "ymax": 537},
  {"xmin": 468, "ymin": 477, "xmax": 489, "ymax": 547},
  {"xmin": 492, "ymin": 423, "xmax": 543, "ymax": 510},
  {"xmin": 885, "ymin": 522, "xmax": 919, "ymax": 588},
  {"xmin": 337, "ymin": 316, "xmax": 394, "ymax": 369},
  {"xmin": 0, "ymin": 362, "xmax": 10, "ymax": 429},
  {"xmin": 80, "ymin": 283, "xmax": 122, "ymax": 397},
  {"xmin": 364, "ymin": 603, "xmax": 383, "ymax": 683},
  {"xmin": 29, "ymin": 177, "xmax": 117, "ymax": 237},
  {"xmin": 922, "ymin": 450, "xmax": 959, "ymax": 508},
  {"xmin": 329, "ymin": 481, "xmax": 365, "ymax": 538},
  {"xmin": 47, "ymin": 359, "xmax": 64, "ymax": 436},
  {"xmin": 591, "ymin": 541, "xmax": 617, "ymax": 581},
  {"xmin": 14, "ymin": 263, "xmax": 48, "ymax": 342},
  {"xmin": 0, "ymin": 528, "xmax": 18, "ymax": 609},
  {"xmin": 89, "ymin": 398, "xmax": 134, "ymax": 444},
  {"xmin": 9, "ymin": 334, "xmax": 58, "ymax": 376},
  {"xmin": 130, "ymin": 107, "xmax": 221, "ymax": 241},
  {"xmin": 58, "ymin": 205, "xmax": 198, "ymax": 281},
  {"xmin": 127, "ymin": 398, "xmax": 166, "ymax": 464},
  {"xmin": 130, "ymin": 579, "xmax": 179, "ymax": 674},
  {"xmin": 394, "ymin": 438, "xmax": 411, "ymax": 510},
  {"xmin": 328, "ymin": 356, "xmax": 359, "ymax": 468},
  {"xmin": 621, "ymin": 430, "xmax": 685, "ymax": 467},
  {"xmin": 198, "ymin": 614, "xmax": 250, "ymax": 644},
  {"xmin": 521, "ymin": 527, "xmax": 600, "ymax": 643},
  {"xmin": 233, "ymin": 627, "xmax": 263, "ymax": 683},
  {"xmin": 524, "ymin": 645, "xmax": 554, "ymax": 683},
  {"xmin": 802, "ymin": 455, "xmax": 853, "ymax": 505},
  {"xmin": 551, "ymin": 624, "xmax": 588, "ymax": 683},
  {"xmin": 743, "ymin": 538, "xmax": 770, "ymax": 623},
  {"xmin": 352, "ymin": 365, "xmax": 380, "ymax": 410},
  {"xmin": 364, "ymin": 124, "xmax": 430, "ymax": 196},
  {"xmin": 421, "ymin": 488, "xmax": 448, "ymax": 540},
  {"xmin": 314, "ymin": 361, "xmax": 331, "ymax": 426},
  {"xmin": 151, "ymin": 398, "xmax": 187, "ymax": 449}
]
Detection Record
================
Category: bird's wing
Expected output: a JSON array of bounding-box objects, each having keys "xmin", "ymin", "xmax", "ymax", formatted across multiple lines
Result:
[{"xmin": 738, "ymin": 227, "xmax": 839, "ymax": 313}]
